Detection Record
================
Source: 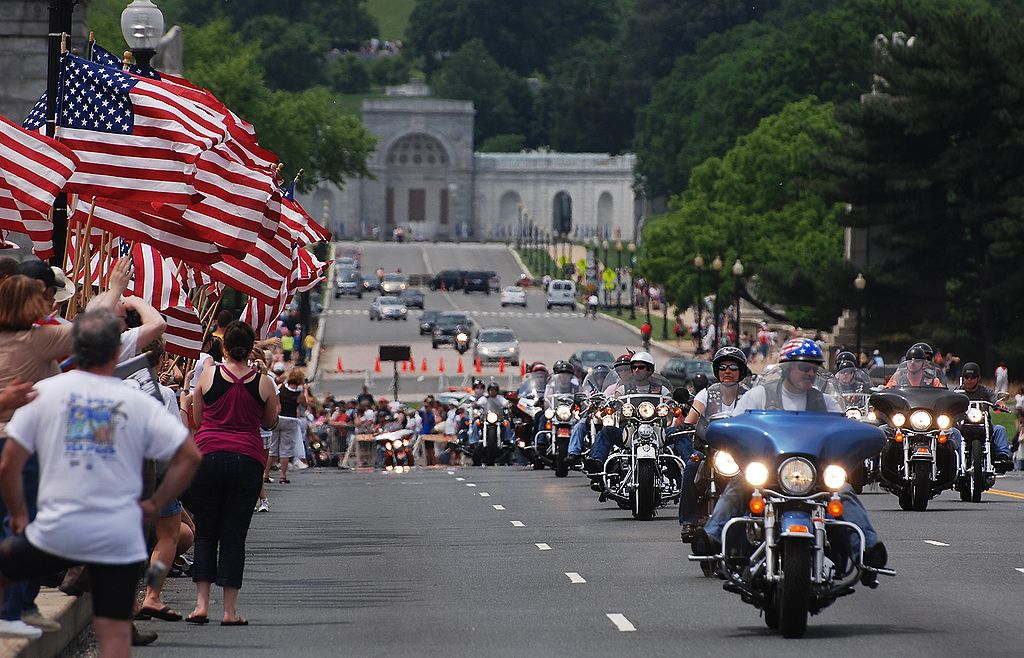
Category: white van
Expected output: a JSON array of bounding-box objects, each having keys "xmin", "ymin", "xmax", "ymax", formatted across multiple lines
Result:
[{"xmin": 546, "ymin": 279, "xmax": 576, "ymax": 310}]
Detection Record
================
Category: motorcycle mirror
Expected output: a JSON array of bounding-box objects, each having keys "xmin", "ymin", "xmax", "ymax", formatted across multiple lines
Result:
[
  {"xmin": 671, "ymin": 387, "xmax": 691, "ymax": 405},
  {"xmin": 996, "ymin": 391, "xmax": 1009, "ymax": 402},
  {"xmin": 574, "ymin": 393, "xmax": 586, "ymax": 405}
]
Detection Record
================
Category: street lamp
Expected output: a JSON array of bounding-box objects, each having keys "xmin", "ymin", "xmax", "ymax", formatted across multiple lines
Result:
[
  {"xmin": 627, "ymin": 242, "xmax": 636, "ymax": 320},
  {"xmin": 516, "ymin": 202, "xmax": 523, "ymax": 250},
  {"xmin": 615, "ymin": 240, "xmax": 623, "ymax": 315},
  {"xmin": 854, "ymin": 272, "xmax": 867, "ymax": 359},
  {"xmin": 711, "ymin": 255, "xmax": 723, "ymax": 351},
  {"xmin": 121, "ymin": 0, "xmax": 164, "ymax": 67},
  {"xmin": 732, "ymin": 259, "xmax": 744, "ymax": 348},
  {"xmin": 694, "ymin": 254, "xmax": 704, "ymax": 347},
  {"xmin": 601, "ymin": 240, "xmax": 610, "ymax": 308},
  {"xmin": 662, "ymin": 283, "xmax": 669, "ymax": 340}
]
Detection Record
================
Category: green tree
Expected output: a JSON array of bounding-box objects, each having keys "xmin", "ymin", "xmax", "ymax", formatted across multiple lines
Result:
[
  {"xmin": 640, "ymin": 97, "xmax": 848, "ymax": 328},
  {"xmin": 478, "ymin": 134, "xmax": 526, "ymax": 153},
  {"xmin": 327, "ymin": 55, "xmax": 372, "ymax": 94}
]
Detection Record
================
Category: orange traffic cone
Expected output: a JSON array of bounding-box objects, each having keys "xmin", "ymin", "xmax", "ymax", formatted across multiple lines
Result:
[
  {"xmin": 402, "ymin": 360, "xmax": 408, "ymax": 372},
  {"xmin": 438, "ymin": 357, "xmax": 445, "ymax": 373},
  {"xmin": 457, "ymin": 357, "xmax": 464, "ymax": 374},
  {"xmin": 409, "ymin": 358, "xmax": 416, "ymax": 372},
  {"xmin": 337, "ymin": 356, "xmax": 343, "ymax": 372},
  {"xmin": 421, "ymin": 357, "xmax": 428, "ymax": 372},
  {"xmin": 520, "ymin": 361, "xmax": 526, "ymax": 377},
  {"xmin": 498, "ymin": 358, "xmax": 505, "ymax": 374},
  {"xmin": 374, "ymin": 357, "xmax": 381, "ymax": 373},
  {"xmin": 474, "ymin": 357, "xmax": 482, "ymax": 375}
]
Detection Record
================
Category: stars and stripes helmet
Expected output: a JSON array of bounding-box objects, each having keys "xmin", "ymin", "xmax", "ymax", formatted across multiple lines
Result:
[{"xmin": 779, "ymin": 338, "xmax": 823, "ymax": 364}]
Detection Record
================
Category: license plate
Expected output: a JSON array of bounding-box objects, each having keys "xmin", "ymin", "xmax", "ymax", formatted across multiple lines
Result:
[{"xmin": 556, "ymin": 427, "xmax": 570, "ymax": 437}]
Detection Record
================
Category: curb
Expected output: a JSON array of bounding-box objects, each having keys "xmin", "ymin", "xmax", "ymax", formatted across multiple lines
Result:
[{"xmin": 1, "ymin": 588, "xmax": 92, "ymax": 658}]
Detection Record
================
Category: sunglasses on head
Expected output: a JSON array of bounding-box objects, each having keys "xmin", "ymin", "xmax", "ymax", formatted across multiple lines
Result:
[
  {"xmin": 718, "ymin": 364, "xmax": 740, "ymax": 372},
  {"xmin": 631, "ymin": 364, "xmax": 651, "ymax": 371},
  {"xmin": 794, "ymin": 363, "xmax": 817, "ymax": 373}
]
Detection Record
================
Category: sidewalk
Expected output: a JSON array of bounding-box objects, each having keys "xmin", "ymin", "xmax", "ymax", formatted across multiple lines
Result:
[{"xmin": 0, "ymin": 587, "xmax": 91, "ymax": 657}]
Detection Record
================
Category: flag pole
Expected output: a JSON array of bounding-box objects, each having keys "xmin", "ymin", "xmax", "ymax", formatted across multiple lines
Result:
[{"xmin": 46, "ymin": 1, "xmax": 75, "ymax": 266}]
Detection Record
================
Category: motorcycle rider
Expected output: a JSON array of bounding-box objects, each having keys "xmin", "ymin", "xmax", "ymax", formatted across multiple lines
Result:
[
  {"xmin": 677, "ymin": 347, "xmax": 749, "ymax": 542},
  {"xmin": 536, "ymin": 361, "xmax": 579, "ymax": 451},
  {"xmin": 835, "ymin": 350, "xmax": 871, "ymax": 394},
  {"xmin": 886, "ymin": 345, "xmax": 945, "ymax": 388},
  {"xmin": 587, "ymin": 292, "xmax": 599, "ymax": 319},
  {"xmin": 573, "ymin": 356, "xmax": 632, "ymax": 470},
  {"xmin": 959, "ymin": 362, "xmax": 1013, "ymax": 471},
  {"xmin": 470, "ymin": 380, "xmax": 511, "ymax": 445},
  {"xmin": 587, "ymin": 351, "xmax": 670, "ymax": 475},
  {"xmin": 694, "ymin": 338, "xmax": 888, "ymax": 585}
]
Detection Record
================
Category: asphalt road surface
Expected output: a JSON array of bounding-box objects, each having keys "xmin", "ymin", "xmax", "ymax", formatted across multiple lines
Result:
[
  {"xmin": 318, "ymin": 241, "xmax": 675, "ymax": 400},
  {"xmin": 132, "ymin": 467, "xmax": 1024, "ymax": 657}
]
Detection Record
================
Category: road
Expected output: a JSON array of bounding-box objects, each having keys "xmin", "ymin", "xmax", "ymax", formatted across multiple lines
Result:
[
  {"xmin": 317, "ymin": 241, "xmax": 675, "ymax": 400},
  {"xmin": 135, "ymin": 467, "xmax": 1024, "ymax": 657}
]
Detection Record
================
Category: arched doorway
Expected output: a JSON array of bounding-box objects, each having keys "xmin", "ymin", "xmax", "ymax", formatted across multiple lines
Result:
[
  {"xmin": 597, "ymin": 191, "xmax": 613, "ymax": 238},
  {"xmin": 499, "ymin": 191, "xmax": 522, "ymax": 240},
  {"xmin": 384, "ymin": 133, "xmax": 451, "ymax": 237},
  {"xmin": 552, "ymin": 191, "xmax": 572, "ymax": 235}
]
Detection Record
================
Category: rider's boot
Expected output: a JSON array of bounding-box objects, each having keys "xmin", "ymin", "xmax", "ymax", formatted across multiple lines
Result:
[{"xmin": 860, "ymin": 541, "xmax": 888, "ymax": 589}]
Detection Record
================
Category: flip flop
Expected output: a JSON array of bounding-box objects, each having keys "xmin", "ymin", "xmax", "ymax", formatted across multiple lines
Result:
[
  {"xmin": 141, "ymin": 605, "xmax": 183, "ymax": 622},
  {"xmin": 278, "ymin": 478, "xmax": 290, "ymax": 484},
  {"xmin": 221, "ymin": 618, "xmax": 248, "ymax": 626},
  {"xmin": 185, "ymin": 614, "xmax": 209, "ymax": 625}
]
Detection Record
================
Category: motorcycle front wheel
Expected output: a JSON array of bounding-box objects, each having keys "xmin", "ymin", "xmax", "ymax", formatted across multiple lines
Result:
[
  {"xmin": 777, "ymin": 540, "xmax": 812, "ymax": 638},
  {"xmin": 911, "ymin": 461, "xmax": 931, "ymax": 511},
  {"xmin": 971, "ymin": 439, "xmax": 985, "ymax": 502},
  {"xmin": 554, "ymin": 437, "xmax": 569, "ymax": 477},
  {"xmin": 632, "ymin": 460, "xmax": 657, "ymax": 520}
]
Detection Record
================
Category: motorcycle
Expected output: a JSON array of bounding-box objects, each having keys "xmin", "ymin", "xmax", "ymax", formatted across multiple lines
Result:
[
  {"xmin": 597, "ymin": 370, "xmax": 690, "ymax": 520},
  {"xmin": 689, "ymin": 370, "xmax": 894, "ymax": 637},
  {"xmin": 377, "ymin": 428, "xmax": 415, "ymax": 472},
  {"xmin": 531, "ymin": 372, "xmax": 580, "ymax": 477},
  {"xmin": 955, "ymin": 393, "xmax": 1008, "ymax": 502},
  {"xmin": 473, "ymin": 397, "xmax": 514, "ymax": 466},
  {"xmin": 512, "ymin": 371, "xmax": 548, "ymax": 469},
  {"xmin": 870, "ymin": 386, "xmax": 968, "ymax": 511},
  {"xmin": 839, "ymin": 373, "xmax": 882, "ymax": 493},
  {"xmin": 454, "ymin": 329, "xmax": 471, "ymax": 355},
  {"xmin": 686, "ymin": 412, "xmax": 740, "ymax": 574}
]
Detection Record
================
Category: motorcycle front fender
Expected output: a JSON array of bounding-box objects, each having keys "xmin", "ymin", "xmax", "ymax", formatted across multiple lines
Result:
[
  {"xmin": 636, "ymin": 444, "xmax": 657, "ymax": 460},
  {"xmin": 778, "ymin": 510, "xmax": 815, "ymax": 539}
]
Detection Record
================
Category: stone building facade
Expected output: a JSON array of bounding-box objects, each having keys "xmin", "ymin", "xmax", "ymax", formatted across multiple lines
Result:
[{"xmin": 299, "ymin": 96, "xmax": 638, "ymax": 242}]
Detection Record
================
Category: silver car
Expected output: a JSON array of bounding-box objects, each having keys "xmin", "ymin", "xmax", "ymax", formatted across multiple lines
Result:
[
  {"xmin": 370, "ymin": 296, "xmax": 408, "ymax": 321},
  {"xmin": 474, "ymin": 326, "xmax": 520, "ymax": 366},
  {"xmin": 380, "ymin": 273, "xmax": 408, "ymax": 295}
]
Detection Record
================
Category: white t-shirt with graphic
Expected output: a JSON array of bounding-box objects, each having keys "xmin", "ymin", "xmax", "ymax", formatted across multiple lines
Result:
[{"xmin": 6, "ymin": 370, "xmax": 187, "ymax": 564}]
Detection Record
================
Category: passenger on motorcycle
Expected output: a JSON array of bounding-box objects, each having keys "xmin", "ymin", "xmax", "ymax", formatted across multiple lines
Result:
[
  {"xmin": 572, "ymin": 356, "xmax": 633, "ymax": 467},
  {"xmin": 588, "ymin": 351, "xmax": 671, "ymax": 471},
  {"xmin": 695, "ymin": 338, "xmax": 888, "ymax": 584},
  {"xmin": 677, "ymin": 347, "xmax": 749, "ymax": 541},
  {"xmin": 470, "ymin": 380, "xmax": 512, "ymax": 445},
  {"xmin": 835, "ymin": 351, "xmax": 872, "ymax": 394},
  {"xmin": 959, "ymin": 362, "xmax": 1013, "ymax": 469}
]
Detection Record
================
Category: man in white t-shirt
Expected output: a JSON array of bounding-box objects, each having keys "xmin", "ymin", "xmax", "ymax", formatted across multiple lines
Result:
[{"xmin": 0, "ymin": 309, "xmax": 200, "ymax": 653}]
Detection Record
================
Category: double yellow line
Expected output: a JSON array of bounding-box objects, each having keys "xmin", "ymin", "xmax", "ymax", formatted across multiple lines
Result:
[{"xmin": 989, "ymin": 488, "xmax": 1024, "ymax": 501}]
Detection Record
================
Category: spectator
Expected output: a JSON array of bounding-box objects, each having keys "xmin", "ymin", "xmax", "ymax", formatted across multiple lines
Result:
[
  {"xmin": 995, "ymin": 361, "xmax": 1009, "ymax": 395},
  {"xmin": 357, "ymin": 385, "xmax": 375, "ymax": 407},
  {"xmin": 417, "ymin": 397, "xmax": 437, "ymax": 466},
  {"xmin": 266, "ymin": 369, "xmax": 306, "ymax": 485},
  {"xmin": 189, "ymin": 320, "xmax": 280, "ymax": 626},
  {"xmin": 212, "ymin": 310, "xmax": 234, "ymax": 339},
  {"xmin": 0, "ymin": 308, "xmax": 199, "ymax": 650},
  {"xmin": 0, "ymin": 256, "xmax": 17, "ymax": 280},
  {"xmin": 280, "ymin": 328, "xmax": 294, "ymax": 363}
]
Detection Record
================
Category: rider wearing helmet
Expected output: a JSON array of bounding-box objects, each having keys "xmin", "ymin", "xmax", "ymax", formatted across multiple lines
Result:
[
  {"xmin": 696, "ymin": 338, "xmax": 887, "ymax": 585},
  {"xmin": 885, "ymin": 346, "xmax": 944, "ymax": 388},
  {"xmin": 959, "ymin": 362, "xmax": 1013, "ymax": 470},
  {"xmin": 470, "ymin": 380, "xmax": 511, "ymax": 446},
  {"xmin": 677, "ymin": 347, "xmax": 750, "ymax": 541},
  {"xmin": 537, "ymin": 361, "xmax": 580, "ymax": 452},
  {"xmin": 834, "ymin": 350, "xmax": 870, "ymax": 395},
  {"xmin": 569, "ymin": 355, "xmax": 632, "ymax": 464},
  {"xmin": 691, "ymin": 373, "xmax": 710, "ymax": 395}
]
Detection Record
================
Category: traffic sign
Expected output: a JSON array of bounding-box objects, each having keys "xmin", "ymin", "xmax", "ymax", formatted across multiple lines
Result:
[{"xmin": 602, "ymin": 268, "xmax": 616, "ymax": 283}]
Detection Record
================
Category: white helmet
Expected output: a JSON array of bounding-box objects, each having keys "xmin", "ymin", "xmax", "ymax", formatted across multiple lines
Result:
[{"xmin": 629, "ymin": 351, "xmax": 655, "ymax": 370}]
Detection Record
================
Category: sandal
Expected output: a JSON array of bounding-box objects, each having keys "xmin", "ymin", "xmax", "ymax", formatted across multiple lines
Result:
[
  {"xmin": 185, "ymin": 614, "xmax": 209, "ymax": 625},
  {"xmin": 278, "ymin": 478, "xmax": 290, "ymax": 484},
  {"xmin": 140, "ymin": 605, "xmax": 183, "ymax": 622},
  {"xmin": 221, "ymin": 617, "xmax": 248, "ymax": 626}
]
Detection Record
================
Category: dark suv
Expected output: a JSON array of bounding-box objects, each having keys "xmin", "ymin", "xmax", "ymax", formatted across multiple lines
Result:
[
  {"xmin": 661, "ymin": 357, "xmax": 715, "ymax": 390},
  {"xmin": 430, "ymin": 270, "xmax": 465, "ymax": 291},
  {"xmin": 463, "ymin": 271, "xmax": 491, "ymax": 294},
  {"xmin": 432, "ymin": 312, "xmax": 473, "ymax": 348}
]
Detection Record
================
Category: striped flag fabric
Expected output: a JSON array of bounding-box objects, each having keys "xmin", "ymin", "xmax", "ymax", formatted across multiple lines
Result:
[
  {"xmin": 281, "ymin": 182, "xmax": 331, "ymax": 247},
  {"xmin": 0, "ymin": 188, "xmax": 53, "ymax": 259},
  {"xmin": 293, "ymin": 246, "xmax": 328, "ymax": 293},
  {"xmin": 241, "ymin": 246, "xmax": 327, "ymax": 338},
  {"xmin": 23, "ymin": 54, "xmax": 224, "ymax": 204},
  {"xmin": 209, "ymin": 222, "xmax": 293, "ymax": 304},
  {"xmin": 0, "ymin": 114, "xmax": 79, "ymax": 217},
  {"xmin": 129, "ymin": 243, "xmax": 202, "ymax": 359}
]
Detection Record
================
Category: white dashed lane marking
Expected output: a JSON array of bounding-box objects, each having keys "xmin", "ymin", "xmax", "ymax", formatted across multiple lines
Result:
[
  {"xmin": 493, "ymin": 505, "xmax": 505, "ymax": 510},
  {"xmin": 479, "ymin": 492, "xmax": 490, "ymax": 497},
  {"xmin": 466, "ymin": 483, "xmax": 477, "ymax": 487},
  {"xmin": 606, "ymin": 614, "xmax": 636, "ymax": 632},
  {"xmin": 566, "ymin": 572, "xmax": 586, "ymax": 584},
  {"xmin": 923, "ymin": 540, "xmax": 950, "ymax": 547},
  {"xmin": 536, "ymin": 543, "xmax": 551, "ymax": 551}
]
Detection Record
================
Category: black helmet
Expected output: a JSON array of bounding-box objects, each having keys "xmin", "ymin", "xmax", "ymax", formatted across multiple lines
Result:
[
  {"xmin": 905, "ymin": 346, "xmax": 927, "ymax": 361},
  {"xmin": 910, "ymin": 342, "xmax": 934, "ymax": 360},
  {"xmin": 712, "ymin": 346, "xmax": 748, "ymax": 380},
  {"xmin": 692, "ymin": 373, "xmax": 710, "ymax": 393},
  {"xmin": 472, "ymin": 378, "xmax": 485, "ymax": 388},
  {"xmin": 961, "ymin": 362, "xmax": 981, "ymax": 378},
  {"xmin": 834, "ymin": 350, "xmax": 858, "ymax": 372},
  {"xmin": 486, "ymin": 379, "xmax": 499, "ymax": 392},
  {"xmin": 552, "ymin": 360, "xmax": 574, "ymax": 375},
  {"xmin": 589, "ymin": 364, "xmax": 610, "ymax": 378}
]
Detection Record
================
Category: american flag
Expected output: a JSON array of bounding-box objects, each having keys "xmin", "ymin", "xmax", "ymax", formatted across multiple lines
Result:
[
  {"xmin": 0, "ymin": 114, "xmax": 79, "ymax": 217},
  {"xmin": 0, "ymin": 189, "xmax": 53, "ymax": 259},
  {"xmin": 129, "ymin": 243, "xmax": 202, "ymax": 359},
  {"xmin": 281, "ymin": 181, "xmax": 331, "ymax": 247},
  {"xmin": 293, "ymin": 246, "xmax": 328, "ymax": 293},
  {"xmin": 242, "ymin": 246, "xmax": 326, "ymax": 338},
  {"xmin": 209, "ymin": 221, "xmax": 293, "ymax": 304},
  {"xmin": 175, "ymin": 261, "xmax": 224, "ymax": 303},
  {"xmin": 23, "ymin": 54, "xmax": 224, "ymax": 204}
]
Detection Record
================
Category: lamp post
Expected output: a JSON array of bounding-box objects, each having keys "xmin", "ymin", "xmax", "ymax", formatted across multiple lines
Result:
[
  {"xmin": 121, "ymin": 0, "xmax": 164, "ymax": 68},
  {"xmin": 662, "ymin": 284, "xmax": 669, "ymax": 340},
  {"xmin": 732, "ymin": 259, "xmax": 744, "ymax": 348},
  {"xmin": 615, "ymin": 240, "xmax": 623, "ymax": 315},
  {"xmin": 694, "ymin": 254, "xmax": 704, "ymax": 345},
  {"xmin": 854, "ymin": 272, "xmax": 867, "ymax": 359},
  {"xmin": 711, "ymin": 256, "xmax": 723, "ymax": 351},
  {"xmin": 627, "ymin": 242, "xmax": 636, "ymax": 320},
  {"xmin": 601, "ymin": 240, "xmax": 610, "ymax": 308},
  {"xmin": 516, "ymin": 202, "xmax": 523, "ymax": 250}
]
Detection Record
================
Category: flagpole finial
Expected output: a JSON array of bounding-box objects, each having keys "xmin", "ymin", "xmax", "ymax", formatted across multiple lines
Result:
[
  {"xmin": 294, "ymin": 168, "xmax": 304, "ymax": 183},
  {"xmin": 89, "ymin": 31, "xmax": 95, "ymax": 42},
  {"xmin": 60, "ymin": 33, "xmax": 69, "ymax": 54}
]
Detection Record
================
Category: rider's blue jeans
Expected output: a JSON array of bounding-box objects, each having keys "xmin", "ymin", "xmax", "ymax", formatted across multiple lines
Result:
[
  {"xmin": 568, "ymin": 418, "xmax": 588, "ymax": 456},
  {"xmin": 704, "ymin": 480, "xmax": 878, "ymax": 550},
  {"xmin": 470, "ymin": 423, "xmax": 512, "ymax": 445},
  {"xmin": 590, "ymin": 427, "xmax": 623, "ymax": 463},
  {"xmin": 993, "ymin": 424, "xmax": 1011, "ymax": 457},
  {"xmin": 664, "ymin": 428, "xmax": 702, "ymax": 526}
]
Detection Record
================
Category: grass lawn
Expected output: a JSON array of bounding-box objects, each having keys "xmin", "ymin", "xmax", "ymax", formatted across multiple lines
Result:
[
  {"xmin": 367, "ymin": 0, "xmax": 415, "ymax": 41},
  {"xmin": 515, "ymin": 248, "xmax": 558, "ymax": 280}
]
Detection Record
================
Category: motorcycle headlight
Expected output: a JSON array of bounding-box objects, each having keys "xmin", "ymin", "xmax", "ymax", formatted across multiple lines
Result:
[
  {"xmin": 400, "ymin": 308, "xmax": 407, "ymax": 313},
  {"xmin": 891, "ymin": 412, "xmax": 906, "ymax": 428},
  {"xmin": 846, "ymin": 408, "xmax": 862, "ymax": 420},
  {"xmin": 778, "ymin": 457, "xmax": 816, "ymax": 495},
  {"xmin": 402, "ymin": 439, "xmax": 410, "ymax": 447},
  {"xmin": 486, "ymin": 411, "xmax": 498, "ymax": 423},
  {"xmin": 556, "ymin": 405, "xmax": 572, "ymax": 421},
  {"xmin": 637, "ymin": 401, "xmax": 656, "ymax": 420},
  {"xmin": 867, "ymin": 410, "xmax": 878, "ymax": 422},
  {"xmin": 544, "ymin": 408, "xmax": 555, "ymax": 419},
  {"xmin": 637, "ymin": 423, "xmax": 655, "ymax": 440},
  {"xmin": 456, "ymin": 332, "xmax": 467, "ymax": 342},
  {"xmin": 966, "ymin": 407, "xmax": 983, "ymax": 423},
  {"xmin": 602, "ymin": 415, "xmax": 615, "ymax": 426},
  {"xmin": 823, "ymin": 464, "xmax": 847, "ymax": 490},
  {"xmin": 656, "ymin": 404, "xmax": 670, "ymax": 417},
  {"xmin": 910, "ymin": 410, "xmax": 932, "ymax": 431},
  {"xmin": 745, "ymin": 461, "xmax": 769, "ymax": 487},
  {"xmin": 936, "ymin": 414, "xmax": 952, "ymax": 430},
  {"xmin": 713, "ymin": 451, "xmax": 740, "ymax": 477},
  {"xmin": 384, "ymin": 441, "xmax": 393, "ymax": 450},
  {"xmin": 620, "ymin": 403, "xmax": 635, "ymax": 418}
]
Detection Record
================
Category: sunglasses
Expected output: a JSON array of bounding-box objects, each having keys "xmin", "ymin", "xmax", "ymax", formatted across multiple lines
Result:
[
  {"xmin": 963, "ymin": 374, "xmax": 979, "ymax": 380},
  {"xmin": 794, "ymin": 363, "xmax": 817, "ymax": 373},
  {"xmin": 717, "ymin": 364, "xmax": 740, "ymax": 372},
  {"xmin": 630, "ymin": 364, "xmax": 651, "ymax": 371}
]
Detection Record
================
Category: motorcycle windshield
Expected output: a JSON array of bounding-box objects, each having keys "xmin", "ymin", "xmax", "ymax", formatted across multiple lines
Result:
[
  {"xmin": 835, "ymin": 366, "xmax": 873, "ymax": 394},
  {"xmin": 869, "ymin": 387, "xmax": 969, "ymax": 419},
  {"xmin": 547, "ymin": 372, "xmax": 578, "ymax": 395},
  {"xmin": 516, "ymin": 372, "xmax": 547, "ymax": 400},
  {"xmin": 479, "ymin": 397, "xmax": 505, "ymax": 415},
  {"xmin": 581, "ymin": 368, "xmax": 611, "ymax": 394},
  {"xmin": 705, "ymin": 411, "xmax": 886, "ymax": 467}
]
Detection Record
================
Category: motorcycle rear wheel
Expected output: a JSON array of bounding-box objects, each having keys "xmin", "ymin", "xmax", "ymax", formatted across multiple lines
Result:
[
  {"xmin": 632, "ymin": 460, "xmax": 657, "ymax": 520},
  {"xmin": 971, "ymin": 439, "xmax": 985, "ymax": 503},
  {"xmin": 911, "ymin": 461, "xmax": 930, "ymax": 511},
  {"xmin": 778, "ymin": 540, "xmax": 812, "ymax": 638}
]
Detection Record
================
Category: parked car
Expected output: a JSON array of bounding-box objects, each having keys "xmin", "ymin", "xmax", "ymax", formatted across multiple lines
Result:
[
  {"xmin": 429, "ymin": 270, "xmax": 465, "ymax": 291},
  {"xmin": 567, "ymin": 349, "xmax": 614, "ymax": 379},
  {"xmin": 474, "ymin": 326, "xmax": 520, "ymax": 366},
  {"xmin": 369, "ymin": 296, "xmax": 408, "ymax": 321},
  {"xmin": 419, "ymin": 310, "xmax": 442, "ymax": 336},
  {"xmin": 380, "ymin": 273, "xmax": 408, "ymax": 295},
  {"xmin": 432, "ymin": 311, "xmax": 473, "ymax": 348},
  {"xmin": 398, "ymin": 288, "xmax": 425, "ymax": 309},
  {"xmin": 335, "ymin": 256, "xmax": 358, "ymax": 270},
  {"xmin": 546, "ymin": 279, "xmax": 576, "ymax": 309},
  {"xmin": 500, "ymin": 286, "xmax": 527, "ymax": 307},
  {"xmin": 334, "ymin": 269, "xmax": 363, "ymax": 299},
  {"xmin": 463, "ymin": 271, "xmax": 491, "ymax": 294},
  {"xmin": 661, "ymin": 357, "xmax": 715, "ymax": 390}
]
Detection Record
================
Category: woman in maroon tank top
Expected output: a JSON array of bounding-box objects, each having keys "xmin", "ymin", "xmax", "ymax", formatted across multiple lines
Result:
[{"xmin": 188, "ymin": 321, "xmax": 280, "ymax": 626}]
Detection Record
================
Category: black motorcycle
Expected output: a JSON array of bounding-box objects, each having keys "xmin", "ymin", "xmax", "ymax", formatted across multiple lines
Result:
[
  {"xmin": 473, "ymin": 398, "xmax": 514, "ymax": 466},
  {"xmin": 956, "ymin": 394, "xmax": 1008, "ymax": 502}
]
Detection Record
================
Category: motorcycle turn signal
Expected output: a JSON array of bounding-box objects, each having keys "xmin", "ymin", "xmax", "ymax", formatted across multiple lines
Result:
[
  {"xmin": 827, "ymin": 495, "xmax": 843, "ymax": 517},
  {"xmin": 749, "ymin": 492, "xmax": 765, "ymax": 515}
]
